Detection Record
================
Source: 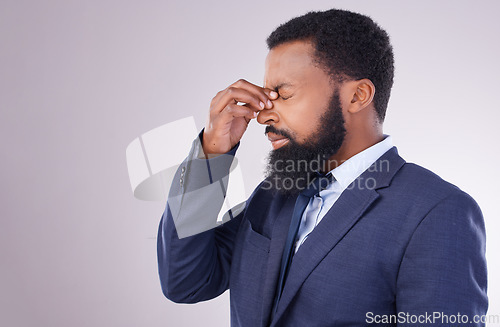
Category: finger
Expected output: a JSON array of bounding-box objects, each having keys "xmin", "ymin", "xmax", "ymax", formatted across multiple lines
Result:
[
  {"xmin": 213, "ymin": 87, "xmax": 265, "ymax": 114},
  {"xmin": 220, "ymin": 103, "xmax": 258, "ymax": 121},
  {"xmin": 263, "ymin": 88, "xmax": 279, "ymax": 101},
  {"xmin": 230, "ymin": 79, "xmax": 276, "ymax": 108},
  {"xmin": 242, "ymin": 103, "xmax": 260, "ymax": 118},
  {"xmin": 210, "ymin": 89, "xmax": 225, "ymax": 109}
]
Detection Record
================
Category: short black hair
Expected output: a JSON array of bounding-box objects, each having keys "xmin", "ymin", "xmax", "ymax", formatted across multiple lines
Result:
[{"xmin": 267, "ymin": 9, "xmax": 394, "ymax": 122}]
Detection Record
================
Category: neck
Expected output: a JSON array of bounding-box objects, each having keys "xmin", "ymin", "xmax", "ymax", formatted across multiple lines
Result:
[{"xmin": 322, "ymin": 128, "xmax": 384, "ymax": 173}]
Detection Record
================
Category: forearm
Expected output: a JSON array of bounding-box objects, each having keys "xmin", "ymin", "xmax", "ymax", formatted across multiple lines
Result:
[
  {"xmin": 157, "ymin": 132, "xmax": 242, "ymax": 303},
  {"xmin": 157, "ymin": 205, "xmax": 242, "ymax": 303}
]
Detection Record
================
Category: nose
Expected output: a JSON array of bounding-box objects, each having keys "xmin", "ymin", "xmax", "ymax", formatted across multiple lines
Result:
[{"xmin": 256, "ymin": 105, "xmax": 280, "ymax": 125}]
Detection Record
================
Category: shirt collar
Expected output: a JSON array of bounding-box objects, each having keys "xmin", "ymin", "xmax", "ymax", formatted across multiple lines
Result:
[{"xmin": 327, "ymin": 135, "xmax": 394, "ymax": 190}]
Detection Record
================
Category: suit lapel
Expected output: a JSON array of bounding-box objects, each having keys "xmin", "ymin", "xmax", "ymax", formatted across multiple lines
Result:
[
  {"xmin": 270, "ymin": 147, "xmax": 405, "ymax": 325},
  {"xmin": 240, "ymin": 184, "xmax": 296, "ymax": 327}
]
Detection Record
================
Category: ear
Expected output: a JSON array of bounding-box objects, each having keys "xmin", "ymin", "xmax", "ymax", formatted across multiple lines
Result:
[{"xmin": 346, "ymin": 79, "xmax": 375, "ymax": 114}]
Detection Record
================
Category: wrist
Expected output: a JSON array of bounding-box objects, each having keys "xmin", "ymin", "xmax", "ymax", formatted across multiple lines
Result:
[
  {"xmin": 201, "ymin": 131, "xmax": 230, "ymax": 158},
  {"xmin": 199, "ymin": 129, "xmax": 240, "ymax": 158}
]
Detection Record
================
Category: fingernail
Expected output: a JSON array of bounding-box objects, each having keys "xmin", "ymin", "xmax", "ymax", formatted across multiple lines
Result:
[
  {"xmin": 259, "ymin": 101, "xmax": 265, "ymax": 109},
  {"xmin": 254, "ymin": 111, "xmax": 259, "ymax": 118},
  {"xmin": 267, "ymin": 100, "xmax": 272, "ymax": 107},
  {"xmin": 270, "ymin": 91, "xmax": 278, "ymax": 98}
]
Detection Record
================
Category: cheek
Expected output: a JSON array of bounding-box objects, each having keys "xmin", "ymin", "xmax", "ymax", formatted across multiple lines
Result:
[{"xmin": 281, "ymin": 98, "xmax": 326, "ymax": 142}]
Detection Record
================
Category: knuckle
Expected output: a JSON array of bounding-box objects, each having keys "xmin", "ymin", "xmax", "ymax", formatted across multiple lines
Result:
[
  {"xmin": 209, "ymin": 100, "xmax": 218, "ymax": 110},
  {"xmin": 210, "ymin": 91, "xmax": 223, "ymax": 105}
]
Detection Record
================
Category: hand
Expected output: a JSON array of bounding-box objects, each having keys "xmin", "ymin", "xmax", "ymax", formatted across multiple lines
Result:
[{"xmin": 202, "ymin": 79, "xmax": 278, "ymax": 156}]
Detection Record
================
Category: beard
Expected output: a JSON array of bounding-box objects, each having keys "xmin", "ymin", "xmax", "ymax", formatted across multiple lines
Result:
[{"xmin": 263, "ymin": 89, "xmax": 346, "ymax": 196}]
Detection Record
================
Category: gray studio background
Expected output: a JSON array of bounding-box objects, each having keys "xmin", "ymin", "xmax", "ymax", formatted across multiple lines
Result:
[{"xmin": 1, "ymin": 0, "xmax": 499, "ymax": 326}]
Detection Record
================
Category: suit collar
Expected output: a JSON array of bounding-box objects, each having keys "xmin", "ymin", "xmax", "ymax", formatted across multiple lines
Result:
[{"xmin": 328, "ymin": 134, "xmax": 394, "ymax": 190}]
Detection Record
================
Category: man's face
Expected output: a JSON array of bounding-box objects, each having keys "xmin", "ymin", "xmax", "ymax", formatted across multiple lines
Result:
[{"xmin": 258, "ymin": 40, "xmax": 347, "ymax": 195}]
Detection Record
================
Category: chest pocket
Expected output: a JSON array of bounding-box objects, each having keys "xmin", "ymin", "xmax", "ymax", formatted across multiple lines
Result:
[
  {"xmin": 242, "ymin": 218, "xmax": 271, "ymax": 253},
  {"xmin": 229, "ymin": 218, "xmax": 271, "ymax": 325}
]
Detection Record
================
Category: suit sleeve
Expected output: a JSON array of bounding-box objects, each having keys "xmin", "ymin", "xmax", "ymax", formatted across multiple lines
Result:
[
  {"xmin": 157, "ymin": 131, "xmax": 245, "ymax": 303},
  {"xmin": 396, "ymin": 191, "xmax": 488, "ymax": 326}
]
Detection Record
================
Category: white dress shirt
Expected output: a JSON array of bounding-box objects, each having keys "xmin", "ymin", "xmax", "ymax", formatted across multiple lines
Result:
[{"xmin": 294, "ymin": 135, "xmax": 394, "ymax": 253}]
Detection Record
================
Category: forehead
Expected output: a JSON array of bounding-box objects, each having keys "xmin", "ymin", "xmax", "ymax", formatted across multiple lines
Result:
[{"xmin": 264, "ymin": 40, "xmax": 328, "ymax": 89}]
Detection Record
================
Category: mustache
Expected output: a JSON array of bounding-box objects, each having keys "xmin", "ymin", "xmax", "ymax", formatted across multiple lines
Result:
[{"xmin": 265, "ymin": 125, "xmax": 294, "ymax": 141}]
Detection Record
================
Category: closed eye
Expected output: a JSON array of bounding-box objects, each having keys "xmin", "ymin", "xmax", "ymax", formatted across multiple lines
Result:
[
  {"xmin": 278, "ymin": 93, "xmax": 293, "ymax": 100},
  {"xmin": 273, "ymin": 83, "xmax": 295, "ymax": 100}
]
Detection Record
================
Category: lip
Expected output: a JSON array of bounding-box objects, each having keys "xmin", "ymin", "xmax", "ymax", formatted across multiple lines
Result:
[{"xmin": 266, "ymin": 132, "xmax": 290, "ymax": 150}]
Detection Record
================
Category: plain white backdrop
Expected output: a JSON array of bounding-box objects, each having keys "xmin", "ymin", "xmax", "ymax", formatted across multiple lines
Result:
[{"xmin": 1, "ymin": 0, "xmax": 499, "ymax": 326}]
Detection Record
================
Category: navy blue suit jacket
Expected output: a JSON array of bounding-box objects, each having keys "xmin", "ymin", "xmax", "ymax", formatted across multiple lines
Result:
[{"xmin": 157, "ymin": 143, "xmax": 487, "ymax": 326}]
